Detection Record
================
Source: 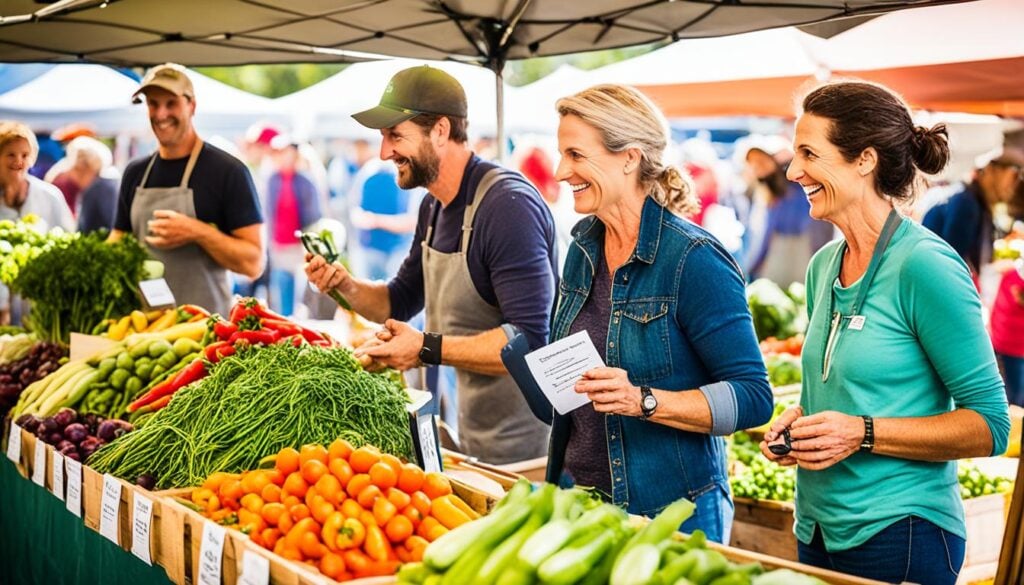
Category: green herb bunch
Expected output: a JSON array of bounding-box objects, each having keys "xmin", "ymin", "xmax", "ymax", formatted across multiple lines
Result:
[{"xmin": 3, "ymin": 228, "xmax": 148, "ymax": 343}]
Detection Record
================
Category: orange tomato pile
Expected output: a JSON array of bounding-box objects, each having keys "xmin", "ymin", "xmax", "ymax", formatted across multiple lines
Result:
[
  {"xmin": 189, "ymin": 439, "xmax": 480, "ymax": 581},
  {"xmin": 759, "ymin": 333, "xmax": 804, "ymax": 356}
]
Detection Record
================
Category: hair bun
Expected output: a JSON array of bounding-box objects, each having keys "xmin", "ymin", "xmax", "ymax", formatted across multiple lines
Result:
[
  {"xmin": 654, "ymin": 165, "xmax": 700, "ymax": 217},
  {"xmin": 911, "ymin": 124, "xmax": 950, "ymax": 176}
]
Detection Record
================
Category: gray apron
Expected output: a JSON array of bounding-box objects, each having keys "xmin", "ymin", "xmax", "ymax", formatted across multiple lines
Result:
[
  {"xmin": 422, "ymin": 168, "xmax": 549, "ymax": 464},
  {"xmin": 130, "ymin": 139, "xmax": 232, "ymax": 317}
]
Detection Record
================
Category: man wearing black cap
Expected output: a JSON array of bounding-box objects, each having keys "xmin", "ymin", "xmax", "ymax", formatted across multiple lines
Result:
[{"xmin": 306, "ymin": 65, "xmax": 557, "ymax": 464}]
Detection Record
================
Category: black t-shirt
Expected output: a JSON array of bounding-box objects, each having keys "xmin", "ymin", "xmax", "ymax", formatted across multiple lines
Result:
[{"xmin": 114, "ymin": 143, "xmax": 263, "ymax": 234}]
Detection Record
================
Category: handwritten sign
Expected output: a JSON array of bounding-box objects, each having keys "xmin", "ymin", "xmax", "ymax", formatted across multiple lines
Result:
[
  {"xmin": 238, "ymin": 550, "xmax": 270, "ymax": 585},
  {"xmin": 99, "ymin": 474, "xmax": 122, "ymax": 544},
  {"xmin": 52, "ymin": 452, "xmax": 65, "ymax": 500},
  {"xmin": 65, "ymin": 458, "xmax": 82, "ymax": 517},
  {"xmin": 197, "ymin": 522, "xmax": 226, "ymax": 585},
  {"xmin": 6, "ymin": 423, "xmax": 21, "ymax": 462},
  {"xmin": 131, "ymin": 494, "xmax": 154, "ymax": 565},
  {"xmin": 31, "ymin": 438, "xmax": 46, "ymax": 486}
]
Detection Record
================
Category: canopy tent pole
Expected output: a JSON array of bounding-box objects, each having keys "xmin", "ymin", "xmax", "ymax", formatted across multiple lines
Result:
[{"xmin": 495, "ymin": 65, "xmax": 506, "ymax": 162}]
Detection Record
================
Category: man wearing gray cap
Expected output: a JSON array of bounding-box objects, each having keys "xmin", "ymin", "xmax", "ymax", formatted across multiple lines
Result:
[
  {"xmin": 108, "ymin": 63, "xmax": 264, "ymax": 316},
  {"xmin": 306, "ymin": 65, "xmax": 557, "ymax": 464}
]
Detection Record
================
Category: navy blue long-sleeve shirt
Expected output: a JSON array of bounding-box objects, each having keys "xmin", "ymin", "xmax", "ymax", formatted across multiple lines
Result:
[{"xmin": 387, "ymin": 155, "xmax": 558, "ymax": 350}]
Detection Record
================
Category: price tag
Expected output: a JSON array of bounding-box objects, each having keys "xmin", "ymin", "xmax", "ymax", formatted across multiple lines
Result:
[
  {"xmin": 6, "ymin": 423, "xmax": 21, "ymax": 462},
  {"xmin": 139, "ymin": 278, "xmax": 176, "ymax": 308},
  {"xmin": 52, "ymin": 452, "xmax": 65, "ymax": 501},
  {"xmin": 417, "ymin": 413, "xmax": 441, "ymax": 473},
  {"xmin": 197, "ymin": 522, "xmax": 226, "ymax": 585},
  {"xmin": 65, "ymin": 457, "xmax": 83, "ymax": 517},
  {"xmin": 32, "ymin": 439, "xmax": 46, "ymax": 486},
  {"xmin": 99, "ymin": 474, "xmax": 122, "ymax": 544},
  {"xmin": 131, "ymin": 494, "xmax": 154, "ymax": 565},
  {"xmin": 238, "ymin": 550, "xmax": 270, "ymax": 585}
]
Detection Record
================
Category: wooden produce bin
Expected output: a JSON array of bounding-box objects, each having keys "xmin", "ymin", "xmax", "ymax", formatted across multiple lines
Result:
[
  {"xmin": 711, "ymin": 540, "xmax": 884, "ymax": 585},
  {"xmin": 157, "ymin": 479, "xmax": 494, "ymax": 585},
  {"xmin": 82, "ymin": 465, "xmax": 135, "ymax": 548},
  {"xmin": 730, "ymin": 492, "xmax": 1013, "ymax": 585}
]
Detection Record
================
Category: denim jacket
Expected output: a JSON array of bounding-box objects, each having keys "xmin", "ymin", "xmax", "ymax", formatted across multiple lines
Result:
[{"xmin": 546, "ymin": 198, "xmax": 772, "ymax": 516}]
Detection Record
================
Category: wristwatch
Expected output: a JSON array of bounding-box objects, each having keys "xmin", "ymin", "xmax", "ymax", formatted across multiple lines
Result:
[
  {"xmin": 859, "ymin": 415, "xmax": 875, "ymax": 452},
  {"xmin": 639, "ymin": 385, "xmax": 658, "ymax": 419},
  {"xmin": 419, "ymin": 332, "xmax": 443, "ymax": 366}
]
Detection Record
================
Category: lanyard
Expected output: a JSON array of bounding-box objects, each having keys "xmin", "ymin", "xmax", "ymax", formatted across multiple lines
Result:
[{"xmin": 821, "ymin": 208, "xmax": 903, "ymax": 382}]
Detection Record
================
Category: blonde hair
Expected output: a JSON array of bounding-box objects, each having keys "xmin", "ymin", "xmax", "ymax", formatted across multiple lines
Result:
[
  {"xmin": 67, "ymin": 136, "xmax": 112, "ymax": 173},
  {"xmin": 556, "ymin": 84, "xmax": 698, "ymax": 217},
  {"xmin": 0, "ymin": 120, "xmax": 39, "ymax": 167}
]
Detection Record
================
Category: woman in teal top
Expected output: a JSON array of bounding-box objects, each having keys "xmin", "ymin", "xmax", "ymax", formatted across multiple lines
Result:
[{"xmin": 760, "ymin": 81, "xmax": 1010, "ymax": 585}]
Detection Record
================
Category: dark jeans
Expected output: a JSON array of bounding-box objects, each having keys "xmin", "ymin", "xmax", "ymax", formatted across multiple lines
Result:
[
  {"xmin": 997, "ymin": 352, "xmax": 1024, "ymax": 407},
  {"xmin": 798, "ymin": 516, "xmax": 964, "ymax": 585}
]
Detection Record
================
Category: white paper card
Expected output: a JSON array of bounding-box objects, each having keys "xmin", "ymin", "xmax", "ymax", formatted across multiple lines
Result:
[
  {"xmin": 238, "ymin": 550, "xmax": 270, "ymax": 585},
  {"xmin": 848, "ymin": 315, "xmax": 866, "ymax": 331},
  {"xmin": 99, "ymin": 474, "xmax": 122, "ymax": 544},
  {"xmin": 525, "ymin": 330, "xmax": 605, "ymax": 414},
  {"xmin": 139, "ymin": 278, "xmax": 176, "ymax": 308},
  {"xmin": 32, "ymin": 438, "xmax": 46, "ymax": 486},
  {"xmin": 417, "ymin": 414, "xmax": 440, "ymax": 473},
  {"xmin": 131, "ymin": 494, "xmax": 154, "ymax": 565},
  {"xmin": 6, "ymin": 423, "xmax": 21, "ymax": 462},
  {"xmin": 52, "ymin": 452, "xmax": 65, "ymax": 500},
  {"xmin": 198, "ymin": 522, "xmax": 226, "ymax": 585},
  {"xmin": 65, "ymin": 458, "xmax": 83, "ymax": 517}
]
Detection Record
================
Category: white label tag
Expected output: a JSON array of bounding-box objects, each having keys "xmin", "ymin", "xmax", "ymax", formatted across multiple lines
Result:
[
  {"xmin": 417, "ymin": 414, "xmax": 441, "ymax": 473},
  {"xmin": 52, "ymin": 452, "xmax": 65, "ymax": 500},
  {"xmin": 131, "ymin": 494, "xmax": 154, "ymax": 565},
  {"xmin": 198, "ymin": 522, "xmax": 226, "ymax": 585},
  {"xmin": 6, "ymin": 423, "xmax": 21, "ymax": 462},
  {"xmin": 139, "ymin": 278, "xmax": 176, "ymax": 308},
  {"xmin": 32, "ymin": 439, "xmax": 46, "ymax": 486},
  {"xmin": 848, "ymin": 315, "xmax": 866, "ymax": 331},
  {"xmin": 99, "ymin": 474, "xmax": 122, "ymax": 544},
  {"xmin": 65, "ymin": 458, "xmax": 83, "ymax": 517},
  {"xmin": 238, "ymin": 550, "xmax": 270, "ymax": 585}
]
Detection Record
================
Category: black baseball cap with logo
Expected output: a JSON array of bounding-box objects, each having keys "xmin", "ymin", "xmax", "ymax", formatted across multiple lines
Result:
[{"xmin": 353, "ymin": 65, "xmax": 468, "ymax": 129}]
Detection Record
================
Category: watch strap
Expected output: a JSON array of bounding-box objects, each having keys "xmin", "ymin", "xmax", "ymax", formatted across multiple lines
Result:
[
  {"xmin": 419, "ymin": 332, "xmax": 443, "ymax": 366},
  {"xmin": 640, "ymin": 385, "xmax": 656, "ymax": 419},
  {"xmin": 859, "ymin": 415, "xmax": 874, "ymax": 452}
]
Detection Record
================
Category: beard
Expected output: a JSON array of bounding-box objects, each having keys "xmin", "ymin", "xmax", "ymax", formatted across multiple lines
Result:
[{"xmin": 396, "ymin": 141, "xmax": 440, "ymax": 189}]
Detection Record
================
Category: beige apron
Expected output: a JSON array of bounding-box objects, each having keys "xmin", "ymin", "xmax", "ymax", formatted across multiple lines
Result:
[
  {"xmin": 129, "ymin": 139, "xmax": 232, "ymax": 316},
  {"xmin": 422, "ymin": 168, "xmax": 549, "ymax": 464}
]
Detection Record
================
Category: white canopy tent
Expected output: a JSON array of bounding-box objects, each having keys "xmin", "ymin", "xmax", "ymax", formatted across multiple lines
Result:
[
  {"xmin": 275, "ymin": 59, "xmax": 517, "ymax": 140},
  {"xmin": 0, "ymin": 63, "xmax": 287, "ymax": 137}
]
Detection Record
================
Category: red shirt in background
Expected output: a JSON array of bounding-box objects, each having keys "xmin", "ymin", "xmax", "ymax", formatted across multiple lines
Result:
[
  {"xmin": 272, "ymin": 170, "xmax": 301, "ymax": 246},
  {"xmin": 991, "ymin": 265, "xmax": 1024, "ymax": 357}
]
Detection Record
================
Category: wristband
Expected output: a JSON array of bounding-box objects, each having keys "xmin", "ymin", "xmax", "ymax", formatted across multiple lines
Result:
[
  {"xmin": 419, "ymin": 332, "xmax": 443, "ymax": 366},
  {"xmin": 859, "ymin": 415, "xmax": 874, "ymax": 452}
]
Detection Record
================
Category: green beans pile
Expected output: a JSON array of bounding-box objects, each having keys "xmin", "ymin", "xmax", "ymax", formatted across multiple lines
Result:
[{"xmin": 88, "ymin": 343, "xmax": 413, "ymax": 488}]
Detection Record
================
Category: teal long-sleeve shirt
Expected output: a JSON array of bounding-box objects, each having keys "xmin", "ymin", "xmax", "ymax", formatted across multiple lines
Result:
[{"xmin": 796, "ymin": 218, "xmax": 1009, "ymax": 551}]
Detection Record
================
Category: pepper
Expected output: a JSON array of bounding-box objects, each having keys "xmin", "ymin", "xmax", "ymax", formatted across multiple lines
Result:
[
  {"xmin": 212, "ymin": 319, "xmax": 238, "ymax": 341},
  {"xmin": 127, "ymin": 358, "xmax": 207, "ymax": 412},
  {"xmin": 228, "ymin": 329, "xmax": 280, "ymax": 346},
  {"xmin": 259, "ymin": 318, "xmax": 304, "ymax": 337},
  {"xmin": 203, "ymin": 340, "xmax": 236, "ymax": 363}
]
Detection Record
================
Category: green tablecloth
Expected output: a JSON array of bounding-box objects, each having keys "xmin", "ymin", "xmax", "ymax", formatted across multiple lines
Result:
[{"xmin": 0, "ymin": 458, "xmax": 174, "ymax": 585}]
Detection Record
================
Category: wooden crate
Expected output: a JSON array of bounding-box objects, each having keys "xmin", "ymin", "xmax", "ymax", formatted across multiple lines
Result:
[
  {"xmin": 494, "ymin": 456, "xmax": 548, "ymax": 482},
  {"xmin": 730, "ymin": 496, "xmax": 798, "ymax": 561},
  {"xmin": 157, "ymin": 480, "xmax": 493, "ymax": 585},
  {"xmin": 81, "ymin": 464, "xmax": 135, "ymax": 549},
  {"xmin": 730, "ymin": 492, "xmax": 1014, "ymax": 585},
  {"xmin": 711, "ymin": 540, "xmax": 884, "ymax": 585}
]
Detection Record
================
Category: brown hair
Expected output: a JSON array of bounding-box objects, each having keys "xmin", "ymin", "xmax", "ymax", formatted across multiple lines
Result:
[
  {"xmin": 410, "ymin": 113, "xmax": 468, "ymax": 144},
  {"xmin": 0, "ymin": 120, "xmax": 39, "ymax": 167},
  {"xmin": 801, "ymin": 81, "xmax": 949, "ymax": 202},
  {"xmin": 556, "ymin": 84, "xmax": 699, "ymax": 217}
]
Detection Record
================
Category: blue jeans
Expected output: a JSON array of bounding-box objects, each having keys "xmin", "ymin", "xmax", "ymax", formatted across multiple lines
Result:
[
  {"xmin": 798, "ymin": 516, "xmax": 964, "ymax": 585},
  {"xmin": 679, "ymin": 484, "xmax": 734, "ymax": 545},
  {"xmin": 997, "ymin": 352, "xmax": 1024, "ymax": 407}
]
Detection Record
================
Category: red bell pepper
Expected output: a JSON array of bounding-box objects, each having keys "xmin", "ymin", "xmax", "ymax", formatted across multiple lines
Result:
[
  {"xmin": 203, "ymin": 340, "xmax": 237, "ymax": 363},
  {"xmin": 127, "ymin": 359, "xmax": 207, "ymax": 412},
  {"xmin": 212, "ymin": 319, "xmax": 238, "ymax": 341},
  {"xmin": 228, "ymin": 299, "xmax": 256, "ymax": 323},
  {"xmin": 228, "ymin": 329, "xmax": 280, "ymax": 346},
  {"xmin": 259, "ymin": 318, "xmax": 303, "ymax": 337}
]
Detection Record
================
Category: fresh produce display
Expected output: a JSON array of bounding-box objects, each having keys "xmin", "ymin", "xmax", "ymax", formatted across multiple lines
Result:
[
  {"xmin": 98, "ymin": 305, "xmax": 208, "ymax": 341},
  {"xmin": 746, "ymin": 279, "xmax": 807, "ymax": 342},
  {"xmin": 88, "ymin": 342, "xmax": 413, "ymax": 488},
  {"xmin": 958, "ymin": 461, "xmax": 1013, "ymax": 500},
  {"xmin": 0, "ymin": 227, "xmax": 148, "ymax": 343},
  {"xmin": 0, "ymin": 331, "xmax": 36, "ymax": 364},
  {"xmin": 82, "ymin": 329, "xmax": 205, "ymax": 420},
  {"xmin": 758, "ymin": 334, "xmax": 803, "ymax": 357},
  {"xmin": 215, "ymin": 296, "xmax": 341, "ymax": 348},
  {"xmin": 764, "ymin": 353, "xmax": 801, "ymax": 387},
  {"xmin": 14, "ymin": 407, "xmax": 133, "ymax": 462},
  {"xmin": 993, "ymin": 229, "xmax": 1024, "ymax": 260},
  {"xmin": 183, "ymin": 440, "xmax": 473, "ymax": 581},
  {"xmin": 9, "ymin": 321, "xmax": 206, "ymax": 419},
  {"xmin": 0, "ymin": 341, "xmax": 67, "ymax": 418},
  {"xmin": 730, "ymin": 431, "xmax": 795, "ymax": 502},
  {"xmin": 399, "ymin": 481, "xmax": 824, "ymax": 585}
]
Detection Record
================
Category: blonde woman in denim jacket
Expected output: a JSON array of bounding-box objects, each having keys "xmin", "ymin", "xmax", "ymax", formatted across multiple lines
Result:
[{"xmin": 531, "ymin": 85, "xmax": 772, "ymax": 542}]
